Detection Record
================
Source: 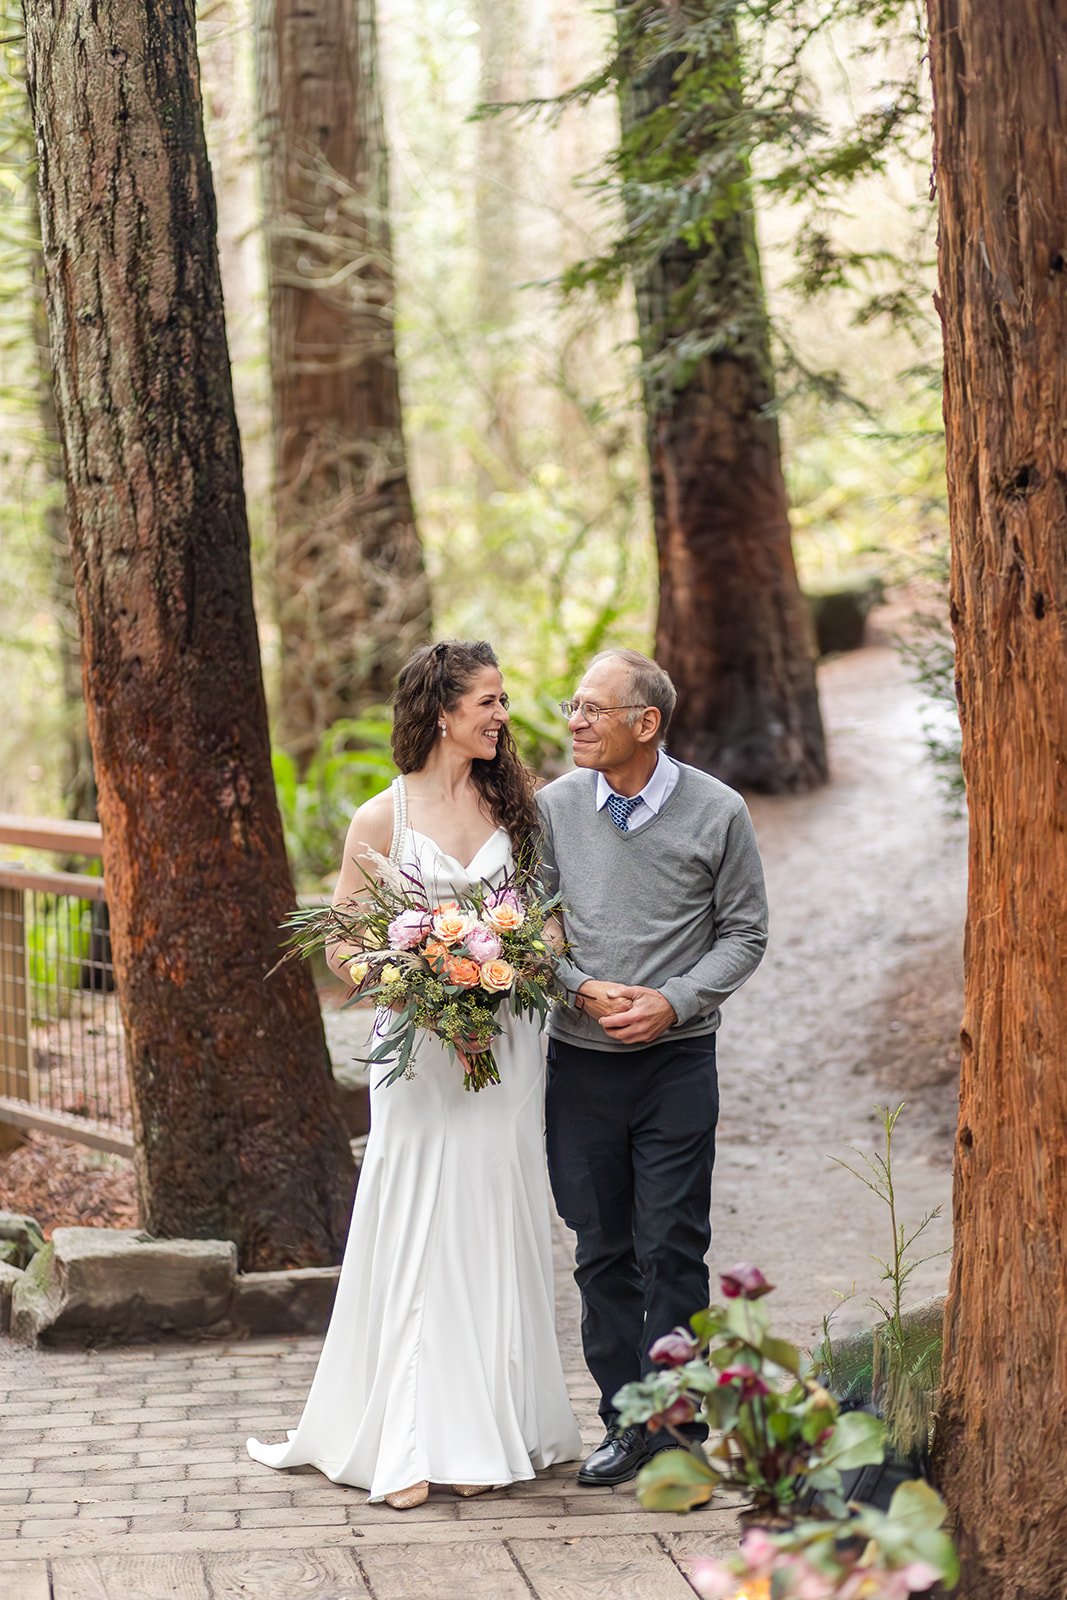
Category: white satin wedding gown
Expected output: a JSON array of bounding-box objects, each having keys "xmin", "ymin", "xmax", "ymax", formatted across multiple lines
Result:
[{"xmin": 246, "ymin": 780, "xmax": 581, "ymax": 1501}]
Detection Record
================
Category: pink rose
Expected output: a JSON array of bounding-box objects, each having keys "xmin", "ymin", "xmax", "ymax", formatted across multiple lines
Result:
[
  {"xmin": 387, "ymin": 909, "xmax": 431, "ymax": 950},
  {"xmin": 720, "ymin": 1263, "xmax": 774, "ymax": 1300},
  {"xmin": 647, "ymin": 1394, "xmax": 697, "ymax": 1432},
  {"xmin": 718, "ymin": 1364, "xmax": 770, "ymax": 1401},
  {"xmin": 484, "ymin": 886, "xmax": 521, "ymax": 911},
  {"xmin": 649, "ymin": 1327, "xmax": 699, "ymax": 1368},
  {"xmin": 464, "ymin": 924, "xmax": 503, "ymax": 963}
]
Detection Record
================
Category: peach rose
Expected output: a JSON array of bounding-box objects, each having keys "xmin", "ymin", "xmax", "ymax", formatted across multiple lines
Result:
[
  {"xmin": 446, "ymin": 956, "xmax": 481, "ymax": 988},
  {"xmin": 423, "ymin": 939, "xmax": 452, "ymax": 976},
  {"xmin": 432, "ymin": 905, "xmax": 477, "ymax": 946},
  {"xmin": 479, "ymin": 958, "xmax": 515, "ymax": 993},
  {"xmin": 481, "ymin": 902, "xmax": 524, "ymax": 935}
]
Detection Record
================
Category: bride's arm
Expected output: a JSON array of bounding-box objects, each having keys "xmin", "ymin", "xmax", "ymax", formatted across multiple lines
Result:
[{"xmin": 325, "ymin": 790, "xmax": 394, "ymax": 982}]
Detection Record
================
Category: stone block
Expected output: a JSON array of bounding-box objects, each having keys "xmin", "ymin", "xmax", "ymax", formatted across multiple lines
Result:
[
  {"xmin": 10, "ymin": 1228, "xmax": 236, "ymax": 1346},
  {"xmin": 229, "ymin": 1265, "xmax": 340, "ymax": 1336},
  {"xmin": 0, "ymin": 1260, "xmax": 24, "ymax": 1334},
  {"xmin": 0, "ymin": 1210, "xmax": 46, "ymax": 1269},
  {"xmin": 806, "ymin": 576, "xmax": 885, "ymax": 656}
]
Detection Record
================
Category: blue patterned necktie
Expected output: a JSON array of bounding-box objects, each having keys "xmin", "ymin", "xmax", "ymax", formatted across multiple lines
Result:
[{"xmin": 606, "ymin": 792, "xmax": 642, "ymax": 832}]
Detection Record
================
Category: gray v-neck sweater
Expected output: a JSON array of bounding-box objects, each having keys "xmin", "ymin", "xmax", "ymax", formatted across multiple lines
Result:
[{"xmin": 536, "ymin": 764, "xmax": 768, "ymax": 1051}]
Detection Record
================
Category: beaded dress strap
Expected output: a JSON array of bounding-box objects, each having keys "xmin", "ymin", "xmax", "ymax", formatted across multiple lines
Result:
[{"xmin": 389, "ymin": 775, "xmax": 408, "ymax": 866}]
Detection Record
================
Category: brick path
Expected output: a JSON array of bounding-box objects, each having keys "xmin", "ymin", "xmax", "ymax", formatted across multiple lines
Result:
[{"xmin": 0, "ymin": 1216, "xmax": 740, "ymax": 1600}]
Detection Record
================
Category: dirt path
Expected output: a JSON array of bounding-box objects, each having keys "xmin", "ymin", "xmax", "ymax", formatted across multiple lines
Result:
[{"xmin": 713, "ymin": 641, "xmax": 963, "ymax": 1348}]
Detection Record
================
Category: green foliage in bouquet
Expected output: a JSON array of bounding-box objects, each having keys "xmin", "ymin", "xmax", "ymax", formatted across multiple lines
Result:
[{"xmin": 279, "ymin": 853, "xmax": 565, "ymax": 1092}]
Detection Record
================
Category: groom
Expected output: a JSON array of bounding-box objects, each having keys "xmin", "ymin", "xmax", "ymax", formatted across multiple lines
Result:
[{"xmin": 536, "ymin": 648, "xmax": 768, "ymax": 1486}]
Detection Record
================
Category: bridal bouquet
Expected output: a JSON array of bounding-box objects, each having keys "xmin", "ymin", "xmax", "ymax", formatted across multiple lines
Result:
[{"xmin": 279, "ymin": 855, "xmax": 565, "ymax": 1091}]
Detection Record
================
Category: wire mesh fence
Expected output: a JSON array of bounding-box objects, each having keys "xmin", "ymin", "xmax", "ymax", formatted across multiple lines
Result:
[{"xmin": 0, "ymin": 864, "xmax": 132, "ymax": 1154}]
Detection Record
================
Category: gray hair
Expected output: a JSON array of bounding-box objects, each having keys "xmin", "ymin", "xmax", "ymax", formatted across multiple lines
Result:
[{"xmin": 588, "ymin": 649, "xmax": 677, "ymax": 740}]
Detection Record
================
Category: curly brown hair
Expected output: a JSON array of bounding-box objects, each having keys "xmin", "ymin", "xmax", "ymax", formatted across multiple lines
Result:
[{"xmin": 391, "ymin": 641, "xmax": 540, "ymax": 857}]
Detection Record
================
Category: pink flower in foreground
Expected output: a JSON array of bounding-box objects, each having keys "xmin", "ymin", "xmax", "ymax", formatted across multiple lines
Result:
[
  {"xmin": 687, "ymin": 1560, "xmax": 744, "ymax": 1600},
  {"xmin": 649, "ymin": 1327, "xmax": 700, "ymax": 1368},
  {"xmin": 387, "ymin": 909, "xmax": 431, "ymax": 950},
  {"xmin": 898, "ymin": 1562, "xmax": 944, "ymax": 1593},
  {"xmin": 720, "ymin": 1263, "xmax": 774, "ymax": 1300},
  {"xmin": 464, "ymin": 924, "xmax": 503, "ymax": 963},
  {"xmin": 738, "ymin": 1529, "xmax": 779, "ymax": 1568},
  {"xmin": 718, "ymin": 1364, "xmax": 770, "ymax": 1401},
  {"xmin": 647, "ymin": 1394, "xmax": 698, "ymax": 1432}
]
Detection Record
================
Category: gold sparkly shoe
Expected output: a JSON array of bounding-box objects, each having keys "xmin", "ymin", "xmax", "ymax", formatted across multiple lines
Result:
[
  {"xmin": 452, "ymin": 1483, "xmax": 492, "ymax": 1498},
  {"xmin": 385, "ymin": 1480, "xmax": 429, "ymax": 1510}
]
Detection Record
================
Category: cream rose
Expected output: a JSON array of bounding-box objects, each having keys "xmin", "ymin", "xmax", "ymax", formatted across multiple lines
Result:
[
  {"xmin": 380, "ymin": 963, "xmax": 403, "ymax": 985},
  {"xmin": 431, "ymin": 906, "xmax": 477, "ymax": 946},
  {"xmin": 479, "ymin": 958, "xmax": 516, "ymax": 993},
  {"xmin": 481, "ymin": 902, "xmax": 524, "ymax": 935}
]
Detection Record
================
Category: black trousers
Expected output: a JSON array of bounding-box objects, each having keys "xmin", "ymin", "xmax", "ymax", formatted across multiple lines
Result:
[{"xmin": 546, "ymin": 1032, "xmax": 718, "ymax": 1430}]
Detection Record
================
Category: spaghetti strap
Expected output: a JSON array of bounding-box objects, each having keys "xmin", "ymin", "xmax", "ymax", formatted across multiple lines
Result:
[{"xmin": 389, "ymin": 775, "xmax": 408, "ymax": 867}]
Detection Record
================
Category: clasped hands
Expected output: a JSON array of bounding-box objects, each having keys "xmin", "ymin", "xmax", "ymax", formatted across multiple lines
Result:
[{"xmin": 576, "ymin": 979, "xmax": 677, "ymax": 1044}]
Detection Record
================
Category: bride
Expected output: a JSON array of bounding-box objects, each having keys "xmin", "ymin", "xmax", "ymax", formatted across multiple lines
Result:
[{"xmin": 247, "ymin": 640, "xmax": 582, "ymax": 1508}]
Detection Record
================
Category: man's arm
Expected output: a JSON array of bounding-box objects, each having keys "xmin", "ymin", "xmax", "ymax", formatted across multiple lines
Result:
[
  {"xmin": 656, "ymin": 802, "xmax": 768, "ymax": 1024},
  {"xmin": 535, "ymin": 795, "xmax": 597, "ymax": 999},
  {"xmin": 600, "ymin": 802, "xmax": 768, "ymax": 1042}
]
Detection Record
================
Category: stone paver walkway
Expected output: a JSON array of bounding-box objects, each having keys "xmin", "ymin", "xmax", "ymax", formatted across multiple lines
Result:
[{"xmin": 1, "ymin": 1215, "xmax": 739, "ymax": 1599}]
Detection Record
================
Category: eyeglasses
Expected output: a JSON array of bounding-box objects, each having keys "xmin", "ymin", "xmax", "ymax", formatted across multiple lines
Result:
[{"xmin": 559, "ymin": 700, "xmax": 645, "ymax": 723}]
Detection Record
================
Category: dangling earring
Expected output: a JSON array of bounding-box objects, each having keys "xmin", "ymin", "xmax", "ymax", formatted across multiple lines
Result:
[{"xmin": 439, "ymin": 722, "xmax": 447, "ymax": 738}]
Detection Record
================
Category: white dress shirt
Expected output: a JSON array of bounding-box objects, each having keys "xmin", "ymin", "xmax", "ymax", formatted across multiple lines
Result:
[{"xmin": 595, "ymin": 750, "xmax": 679, "ymax": 831}]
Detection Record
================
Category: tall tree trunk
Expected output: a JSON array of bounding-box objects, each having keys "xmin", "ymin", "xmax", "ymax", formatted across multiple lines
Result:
[
  {"xmin": 33, "ymin": 251, "xmax": 94, "ymax": 822},
  {"xmin": 22, "ymin": 0, "xmax": 354, "ymax": 1271},
  {"xmin": 927, "ymin": 6, "xmax": 1067, "ymax": 1595},
  {"xmin": 619, "ymin": 13, "xmax": 826, "ymax": 793},
  {"xmin": 473, "ymin": 0, "xmax": 521, "ymax": 491},
  {"xmin": 255, "ymin": 0, "xmax": 430, "ymax": 768}
]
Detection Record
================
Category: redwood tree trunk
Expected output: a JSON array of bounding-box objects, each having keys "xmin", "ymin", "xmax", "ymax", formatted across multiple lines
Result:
[
  {"xmin": 621, "ymin": 22, "xmax": 827, "ymax": 793},
  {"xmin": 255, "ymin": 0, "xmax": 430, "ymax": 767},
  {"xmin": 927, "ymin": 5, "xmax": 1067, "ymax": 1594},
  {"xmin": 23, "ymin": 0, "xmax": 354, "ymax": 1270}
]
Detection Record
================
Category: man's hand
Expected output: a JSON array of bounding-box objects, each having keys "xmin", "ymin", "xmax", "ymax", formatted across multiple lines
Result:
[
  {"xmin": 575, "ymin": 979, "xmax": 633, "ymax": 1022},
  {"xmin": 598, "ymin": 986, "xmax": 677, "ymax": 1045}
]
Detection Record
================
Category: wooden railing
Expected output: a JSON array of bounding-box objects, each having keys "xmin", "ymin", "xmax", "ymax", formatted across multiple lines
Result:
[{"xmin": 0, "ymin": 816, "xmax": 131, "ymax": 1155}]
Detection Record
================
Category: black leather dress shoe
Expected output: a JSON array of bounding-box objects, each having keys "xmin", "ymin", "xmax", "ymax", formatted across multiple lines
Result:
[{"xmin": 576, "ymin": 1426, "xmax": 651, "ymax": 1486}]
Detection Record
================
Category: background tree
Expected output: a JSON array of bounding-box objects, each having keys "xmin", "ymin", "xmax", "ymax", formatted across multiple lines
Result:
[
  {"xmin": 255, "ymin": 0, "xmax": 430, "ymax": 768},
  {"xmin": 613, "ymin": 0, "xmax": 826, "ymax": 791},
  {"xmin": 926, "ymin": 5, "xmax": 1067, "ymax": 1595},
  {"xmin": 22, "ymin": 0, "xmax": 354, "ymax": 1269},
  {"xmin": 0, "ymin": 7, "xmax": 90, "ymax": 819}
]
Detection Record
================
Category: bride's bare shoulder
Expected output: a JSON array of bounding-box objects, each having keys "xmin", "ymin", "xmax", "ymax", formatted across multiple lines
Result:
[{"xmin": 343, "ymin": 786, "xmax": 395, "ymax": 858}]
